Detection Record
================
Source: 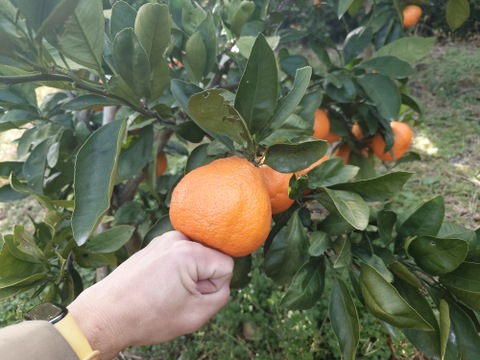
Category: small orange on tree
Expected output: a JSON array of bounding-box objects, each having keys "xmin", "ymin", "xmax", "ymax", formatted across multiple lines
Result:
[
  {"xmin": 169, "ymin": 156, "xmax": 272, "ymax": 257},
  {"xmin": 156, "ymin": 152, "xmax": 168, "ymax": 178},
  {"xmin": 403, "ymin": 4, "xmax": 422, "ymax": 28},
  {"xmin": 371, "ymin": 121, "xmax": 413, "ymax": 162},
  {"xmin": 313, "ymin": 108, "xmax": 340, "ymax": 143},
  {"xmin": 259, "ymin": 164, "xmax": 294, "ymax": 214}
]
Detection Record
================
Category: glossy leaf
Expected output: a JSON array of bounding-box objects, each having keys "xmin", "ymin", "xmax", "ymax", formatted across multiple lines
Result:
[
  {"xmin": 23, "ymin": 140, "xmax": 50, "ymax": 195},
  {"xmin": 82, "ymin": 225, "xmax": 135, "ymax": 253},
  {"xmin": 73, "ymin": 248, "xmax": 117, "ymax": 268},
  {"xmin": 235, "ymin": 33, "xmax": 278, "ymax": 135},
  {"xmin": 377, "ymin": 209, "xmax": 397, "ymax": 245},
  {"xmin": 360, "ymin": 262, "xmax": 433, "ymax": 330},
  {"xmin": 184, "ymin": 31, "xmax": 207, "ymax": 83},
  {"xmin": 196, "ymin": 13, "xmax": 217, "ymax": 76},
  {"xmin": 134, "ymin": 3, "xmax": 171, "ymax": 69},
  {"xmin": 170, "ymin": 80, "xmax": 203, "ymax": 117},
  {"xmin": 358, "ymin": 73, "xmax": 401, "ymax": 121},
  {"xmin": 112, "ymin": 28, "xmax": 151, "ymax": 99},
  {"xmin": 343, "ymin": 26, "xmax": 373, "ymax": 64},
  {"xmin": 280, "ymin": 257, "xmax": 325, "ymax": 310},
  {"xmin": 35, "ymin": 0, "xmax": 80, "ymax": 42},
  {"xmin": 397, "ymin": 196, "xmax": 445, "ymax": 243},
  {"xmin": 446, "ymin": 0, "xmax": 470, "ymax": 31},
  {"xmin": 330, "ymin": 278, "xmax": 359, "ymax": 360},
  {"xmin": 57, "ymin": 0, "xmax": 104, "ymax": 72},
  {"xmin": 62, "ymin": 95, "xmax": 121, "ymax": 110},
  {"xmin": 406, "ymin": 235, "xmax": 468, "ymax": 275},
  {"xmin": 264, "ymin": 66, "xmax": 312, "ymax": 137},
  {"xmin": 332, "ymin": 236, "xmax": 352, "ymax": 268},
  {"xmin": 316, "ymin": 188, "xmax": 369, "ymax": 230},
  {"xmin": 448, "ymin": 299, "xmax": 480, "ymax": 357},
  {"xmin": 263, "ymin": 140, "xmax": 328, "ymax": 173},
  {"xmin": 265, "ymin": 210, "xmax": 310, "ymax": 285},
  {"xmin": 439, "ymin": 299, "xmax": 449, "ymax": 360},
  {"xmin": 188, "ymin": 89, "xmax": 254, "ymax": 152},
  {"xmin": 231, "ymin": 255, "xmax": 252, "ymax": 289},
  {"xmin": 109, "ymin": 0, "xmax": 136, "ymax": 39},
  {"xmin": 116, "ymin": 126, "xmax": 154, "ymax": 183},
  {"xmin": 309, "ymin": 231, "xmax": 331, "ymax": 256},
  {"xmin": 440, "ymin": 262, "xmax": 480, "ymax": 311},
  {"xmin": 336, "ymin": 0, "xmax": 356, "ymax": 18},
  {"xmin": 307, "ymin": 158, "xmax": 359, "ymax": 188},
  {"xmin": 72, "ymin": 120, "xmax": 127, "ymax": 246},
  {"xmin": 358, "ymin": 56, "xmax": 415, "ymax": 79},
  {"xmin": 143, "ymin": 215, "xmax": 174, "ymax": 247},
  {"xmin": 373, "ymin": 36, "xmax": 436, "ymax": 65}
]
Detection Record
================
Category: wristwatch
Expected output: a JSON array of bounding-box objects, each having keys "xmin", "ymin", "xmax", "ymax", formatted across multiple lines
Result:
[
  {"xmin": 24, "ymin": 302, "xmax": 69, "ymax": 324},
  {"xmin": 25, "ymin": 302, "xmax": 97, "ymax": 359}
]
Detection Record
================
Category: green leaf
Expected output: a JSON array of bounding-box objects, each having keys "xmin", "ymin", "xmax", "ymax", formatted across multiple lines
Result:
[
  {"xmin": 397, "ymin": 196, "xmax": 445, "ymax": 244},
  {"xmin": 231, "ymin": 255, "xmax": 252, "ymax": 289},
  {"xmin": 196, "ymin": 14, "xmax": 217, "ymax": 76},
  {"xmin": 183, "ymin": 31, "xmax": 207, "ymax": 83},
  {"xmin": 62, "ymin": 94, "xmax": 121, "ymax": 110},
  {"xmin": 280, "ymin": 257, "xmax": 325, "ymax": 310},
  {"xmin": 307, "ymin": 158, "xmax": 359, "ymax": 188},
  {"xmin": 23, "ymin": 140, "xmax": 50, "ymax": 195},
  {"xmin": 360, "ymin": 262, "xmax": 434, "ymax": 330},
  {"xmin": 264, "ymin": 66, "xmax": 312, "ymax": 137},
  {"xmin": 343, "ymin": 26, "xmax": 373, "ymax": 64},
  {"xmin": 332, "ymin": 236, "xmax": 352, "ymax": 268},
  {"xmin": 324, "ymin": 71, "xmax": 357, "ymax": 103},
  {"xmin": 0, "ymin": 161, "xmax": 23, "ymax": 178},
  {"xmin": 332, "ymin": 172, "xmax": 413, "ymax": 201},
  {"xmin": 82, "ymin": 225, "xmax": 135, "ymax": 253},
  {"xmin": 448, "ymin": 299, "xmax": 480, "ymax": 357},
  {"xmin": 235, "ymin": 33, "xmax": 278, "ymax": 135},
  {"xmin": 109, "ymin": 0, "xmax": 137, "ymax": 39},
  {"xmin": 440, "ymin": 262, "xmax": 480, "ymax": 311},
  {"xmin": 336, "ymin": 0, "xmax": 355, "ymax": 18},
  {"xmin": 358, "ymin": 73, "xmax": 401, "ymax": 121},
  {"xmin": 265, "ymin": 210, "xmax": 310, "ymax": 285},
  {"xmin": 316, "ymin": 188, "xmax": 369, "ymax": 230},
  {"xmin": 230, "ymin": 1, "xmax": 255, "ymax": 37},
  {"xmin": 35, "ymin": 0, "xmax": 80, "ymax": 42},
  {"xmin": 439, "ymin": 299, "xmax": 450, "ymax": 360},
  {"xmin": 377, "ymin": 209, "xmax": 397, "ymax": 245},
  {"xmin": 135, "ymin": 3, "xmax": 171, "ymax": 69},
  {"xmin": 116, "ymin": 126, "xmax": 153, "ymax": 183},
  {"xmin": 309, "ymin": 231, "xmax": 332, "ymax": 256},
  {"xmin": 73, "ymin": 248, "xmax": 117, "ymax": 268},
  {"xmin": 0, "ymin": 235, "xmax": 47, "ymax": 297},
  {"xmin": 72, "ymin": 119, "xmax": 127, "ymax": 246},
  {"xmin": 373, "ymin": 36, "xmax": 436, "ymax": 65},
  {"xmin": 188, "ymin": 89, "xmax": 254, "ymax": 152},
  {"xmin": 358, "ymin": 56, "xmax": 415, "ymax": 79},
  {"xmin": 0, "ymin": 184, "xmax": 27, "ymax": 202},
  {"xmin": 446, "ymin": 0, "xmax": 470, "ymax": 31},
  {"xmin": 57, "ymin": 0, "xmax": 104, "ymax": 72},
  {"xmin": 6, "ymin": 225, "xmax": 45, "ymax": 264},
  {"xmin": 330, "ymin": 278, "xmax": 360, "ymax": 360},
  {"xmin": 263, "ymin": 140, "xmax": 328, "ymax": 173},
  {"xmin": 112, "ymin": 28, "xmax": 151, "ymax": 99},
  {"xmin": 143, "ymin": 215, "xmax": 174, "ymax": 248},
  {"xmin": 406, "ymin": 235, "xmax": 468, "ymax": 275}
]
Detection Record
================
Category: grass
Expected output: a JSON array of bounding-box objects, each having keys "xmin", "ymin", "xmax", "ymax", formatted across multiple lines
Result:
[{"xmin": 1, "ymin": 41, "xmax": 479, "ymax": 359}]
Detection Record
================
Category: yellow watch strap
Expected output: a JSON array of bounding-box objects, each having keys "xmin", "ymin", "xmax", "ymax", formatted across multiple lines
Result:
[{"xmin": 53, "ymin": 312, "xmax": 99, "ymax": 360}]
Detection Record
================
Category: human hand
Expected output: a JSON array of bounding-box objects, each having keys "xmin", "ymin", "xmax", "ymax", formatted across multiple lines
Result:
[{"xmin": 68, "ymin": 231, "xmax": 233, "ymax": 360}]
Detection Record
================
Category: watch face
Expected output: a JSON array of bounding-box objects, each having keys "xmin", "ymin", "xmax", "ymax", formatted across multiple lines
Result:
[{"xmin": 24, "ymin": 302, "xmax": 68, "ymax": 324}]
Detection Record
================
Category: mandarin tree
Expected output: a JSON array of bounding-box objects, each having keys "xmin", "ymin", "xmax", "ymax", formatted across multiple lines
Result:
[{"xmin": 0, "ymin": 1, "xmax": 478, "ymax": 359}]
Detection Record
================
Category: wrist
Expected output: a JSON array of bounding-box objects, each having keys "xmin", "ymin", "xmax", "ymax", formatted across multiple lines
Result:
[{"xmin": 67, "ymin": 283, "xmax": 129, "ymax": 360}]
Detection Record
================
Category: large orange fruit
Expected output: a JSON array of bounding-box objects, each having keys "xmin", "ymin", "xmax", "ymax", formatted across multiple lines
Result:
[
  {"xmin": 259, "ymin": 164, "xmax": 294, "ymax": 214},
  {"xmin": 371, "ymin": 121, "xmax": 413, "ymax": 162},
  {"xmin": 403, "ymin": 5, "xmax": 422, "ymax": 28},
  {"xmin": 169, "ymin": 156, "xmax": 272, "ymax": 257}
]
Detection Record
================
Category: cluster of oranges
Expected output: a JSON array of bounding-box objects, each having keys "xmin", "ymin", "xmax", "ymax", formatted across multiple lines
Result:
[
  {"xmin": 168, "ymin": 109, "xmax": 413, "ymax": 258},
  {"xmin": 312, "ymin": 108, "xmax": 413, "ymax": 164}
]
